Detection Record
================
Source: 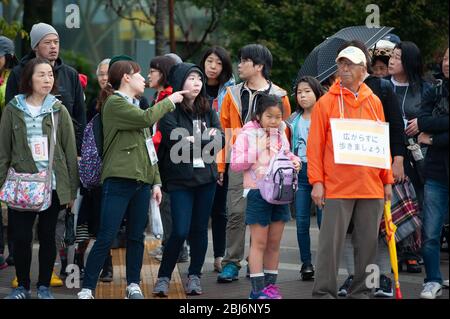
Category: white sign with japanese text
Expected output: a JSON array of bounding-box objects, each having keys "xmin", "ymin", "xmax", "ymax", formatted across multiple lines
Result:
[{"xmin": 330, "ymin": 119, "xmax": 390, "ymax": 169}]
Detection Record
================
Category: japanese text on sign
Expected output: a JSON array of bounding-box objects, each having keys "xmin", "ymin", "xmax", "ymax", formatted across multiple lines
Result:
[{"xmin": 330, "ymin": 119, "xmax": 390, "ymax": 169}]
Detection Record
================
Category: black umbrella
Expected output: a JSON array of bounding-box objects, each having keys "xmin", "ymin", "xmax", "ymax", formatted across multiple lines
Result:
[{"xmin": 295, "ymin": 25, "xmax": 394, "ymax": 84}]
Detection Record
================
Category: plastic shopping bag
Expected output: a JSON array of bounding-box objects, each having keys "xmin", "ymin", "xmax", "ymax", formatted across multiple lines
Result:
[{"xmin": 150, "ymin": 198, "xmax": 163, "ymax": 239}]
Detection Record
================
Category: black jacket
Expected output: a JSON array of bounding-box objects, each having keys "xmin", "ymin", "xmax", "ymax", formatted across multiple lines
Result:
[
  {"xmin": 365, "ymin": 75, "xmax": 406, "ymax": 158},
  {"xmin": 157, "ymin": 105, "xmax": 225, "ymax": 192},
  {"xmin": 5, "ymin": 52, "xmax": 86, "ymax": 154},
  {"xmin": 418, "ymin": 79, "xmax": 449, "ymax": 184}
]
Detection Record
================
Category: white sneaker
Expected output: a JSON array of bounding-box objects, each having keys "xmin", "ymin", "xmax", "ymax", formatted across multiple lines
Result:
[
  {"xmin": 78, "ymin": 288, "xmax": 94, "ymax": 299},
  {"xmin": 420, "ymin": 282, "xmax": 442, "ymax": 299},
  {"xmin": 126, "ymin": 283, "xmax": 144, "ymax": 299},
  {"xmin": 443, "ymin": 280, "xmax": 449, "ymax": 288}
]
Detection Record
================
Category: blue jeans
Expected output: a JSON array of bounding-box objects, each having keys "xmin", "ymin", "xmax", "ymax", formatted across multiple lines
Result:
[
  {"xmin": 422, "ymin": 178, "xmax": 448, "ymax": 284},
  {"xmin": 295, "ymin": 163, "xmax": 322, "ymax": 265},
  {"xmin": 83, "ymin": 178, "xmax": 150, "ymax": 290},
  {"xmin": 158, "ymin": 182, "xmax": 216, "ymax": 279}
]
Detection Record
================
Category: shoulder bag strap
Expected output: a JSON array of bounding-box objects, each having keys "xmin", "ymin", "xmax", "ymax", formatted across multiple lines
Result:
[{"xmin": 48, "ymin": 111, "xmax": 59, "ymax": 175}]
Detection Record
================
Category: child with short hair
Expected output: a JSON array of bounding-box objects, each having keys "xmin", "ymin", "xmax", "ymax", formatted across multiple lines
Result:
[{"xmin": 231, "ymin": 93, "xmax": 300, "ymax": 299}]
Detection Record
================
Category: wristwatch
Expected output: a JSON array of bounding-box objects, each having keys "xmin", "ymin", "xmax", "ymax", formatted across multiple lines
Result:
[{"xmin": 429, "ymin": 136, "xmax": 433, "ymax": 144}]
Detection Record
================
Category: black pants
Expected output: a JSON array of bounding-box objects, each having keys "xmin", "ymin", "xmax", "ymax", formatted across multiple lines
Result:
[
  {"xmin": 9, "ymin": 191, "xmax": 61, "ymax": 290},
  {"xmin": 211, "ymin": 168, "xmax": 229, "ymax": 258},
  {"xmin": 0, "ymin": 207, "xmax": 13, "ymax": 256}
]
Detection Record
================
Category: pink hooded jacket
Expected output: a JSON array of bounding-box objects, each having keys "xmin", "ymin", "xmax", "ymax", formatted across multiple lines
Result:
[{"xmin": 230, "ymin": 120, "xmax": 299, "ymax": 189}]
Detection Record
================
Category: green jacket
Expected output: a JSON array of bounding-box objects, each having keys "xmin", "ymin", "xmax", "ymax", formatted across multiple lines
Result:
[
  {"xmin": 0, "ymin": 98, "xmax": 79, "ymax": 205},
  {"xmin": 101, "ymin": 94, "xmax": 175, "ymax": 184}
]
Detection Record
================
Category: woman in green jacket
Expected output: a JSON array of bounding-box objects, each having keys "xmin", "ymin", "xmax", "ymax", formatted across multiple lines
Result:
[
  {"xmin": 78, "ymin": 58, "xmax": 187, "ymax": 299},
  {"xmin": 0, "ymin": 57, "xmax": 78, "ymax": 299}
]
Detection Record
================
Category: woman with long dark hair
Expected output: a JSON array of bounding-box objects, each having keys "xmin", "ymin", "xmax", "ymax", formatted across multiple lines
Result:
[
  {"xmin": 388, "ymin": 41, "xmax": 432, "ymax": 273},
  {"xmin": 199, "ymin": 46, "xmax": 235, "ymax": 272}
]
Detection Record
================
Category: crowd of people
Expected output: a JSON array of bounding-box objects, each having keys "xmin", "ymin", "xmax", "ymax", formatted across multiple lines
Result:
[{"xmin": 0, "ymin": 22, "xmax": 448, "ymax": 300}]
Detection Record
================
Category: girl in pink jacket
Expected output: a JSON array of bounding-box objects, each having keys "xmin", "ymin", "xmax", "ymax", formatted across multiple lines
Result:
[{"xmin": 231, "ymin": 93, "xmax": 300, "ymax": 299}]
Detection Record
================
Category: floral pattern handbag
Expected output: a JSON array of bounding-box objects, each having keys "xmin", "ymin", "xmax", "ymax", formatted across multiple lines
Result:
[{"xmin": 0, "ymin": 112, "xmax": 59, "ymax": 212}]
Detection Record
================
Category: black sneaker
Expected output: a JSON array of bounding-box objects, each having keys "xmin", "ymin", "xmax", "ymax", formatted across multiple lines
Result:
[
  {"xmin": 374, "ymin": 275, "xmax": 393, "ymax": 297},
  {"xmin": 338, "ymin": 275, "xmax": 353, "ymax": 297},
  {"xmin": 300, "ymin": 264, "xmax": 315, "ymax": 281},
  {"xmin": 99, "ymin": 268, "xmax": 113, "ymax": 282}
]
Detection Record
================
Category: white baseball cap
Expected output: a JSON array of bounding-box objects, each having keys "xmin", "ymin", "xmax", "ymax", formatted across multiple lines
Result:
[{"xmin": 336, "ymin": 46, "xmax": 367, "ymax": 66}]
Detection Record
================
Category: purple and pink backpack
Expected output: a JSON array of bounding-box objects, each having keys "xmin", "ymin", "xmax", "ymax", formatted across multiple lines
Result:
[{"xmin": 256, "ymin": 150, "xmax": 298, "ymax": 205}]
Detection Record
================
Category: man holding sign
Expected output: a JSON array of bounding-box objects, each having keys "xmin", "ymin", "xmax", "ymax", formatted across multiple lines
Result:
[{"xmin": 308, "ymin": 46, "xmax": 393, "ymax": 299}]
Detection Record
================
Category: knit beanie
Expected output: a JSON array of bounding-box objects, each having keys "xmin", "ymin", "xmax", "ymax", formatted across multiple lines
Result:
[{"xmin": 30, "ymin": 23, "xmax": 59, "ymax": 49}]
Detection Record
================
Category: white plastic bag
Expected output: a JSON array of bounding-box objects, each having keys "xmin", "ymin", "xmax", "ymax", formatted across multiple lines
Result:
[{"xmin": 150, "ymin": 198, "xmax": 163, "ymax": 239}]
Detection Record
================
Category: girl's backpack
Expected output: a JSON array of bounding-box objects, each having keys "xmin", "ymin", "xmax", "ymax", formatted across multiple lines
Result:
[
  {"xmin": 257, "ymin": 150, "xmax": 298, "ymax": 205},
  {"xmin": 78, "ymin": 113, "xmax": 103, "ymax": 188}
]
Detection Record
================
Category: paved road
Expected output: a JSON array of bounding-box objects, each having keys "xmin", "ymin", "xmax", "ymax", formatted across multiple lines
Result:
[
  {"xmin": 179, "ymin": 217, "xmax": 449, "ymax": 299},
  {"xmin": 1, "ymin": 217, "xmax": 448, "ymax": 300}
]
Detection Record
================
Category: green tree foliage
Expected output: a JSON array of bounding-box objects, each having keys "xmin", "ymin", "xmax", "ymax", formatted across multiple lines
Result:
[
  {"xmin": 0, "ymin": 18, "xmax": 28, "ymax": 40},
  {"xmin": 219, "ymin": 0, "xmax": 448, "ymax": 95}
]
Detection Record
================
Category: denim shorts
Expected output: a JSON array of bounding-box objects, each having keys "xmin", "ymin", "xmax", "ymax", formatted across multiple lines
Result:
[{"xmin": 245, "ymin": 189, "xmax": 291, "ymax": 226}]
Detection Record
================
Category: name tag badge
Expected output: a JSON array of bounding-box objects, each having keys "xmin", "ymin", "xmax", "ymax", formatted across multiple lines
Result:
[
  {"xmin": 29, "ymin": 136, "xmax": 49, "ymax": 162},
  {"xmin": 192, "ymin": 119, "xmax": 205, "ymax": 168},
  {"xmin": 145, "ymin": 138, "xmax": 158, "ymax": 165}
]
